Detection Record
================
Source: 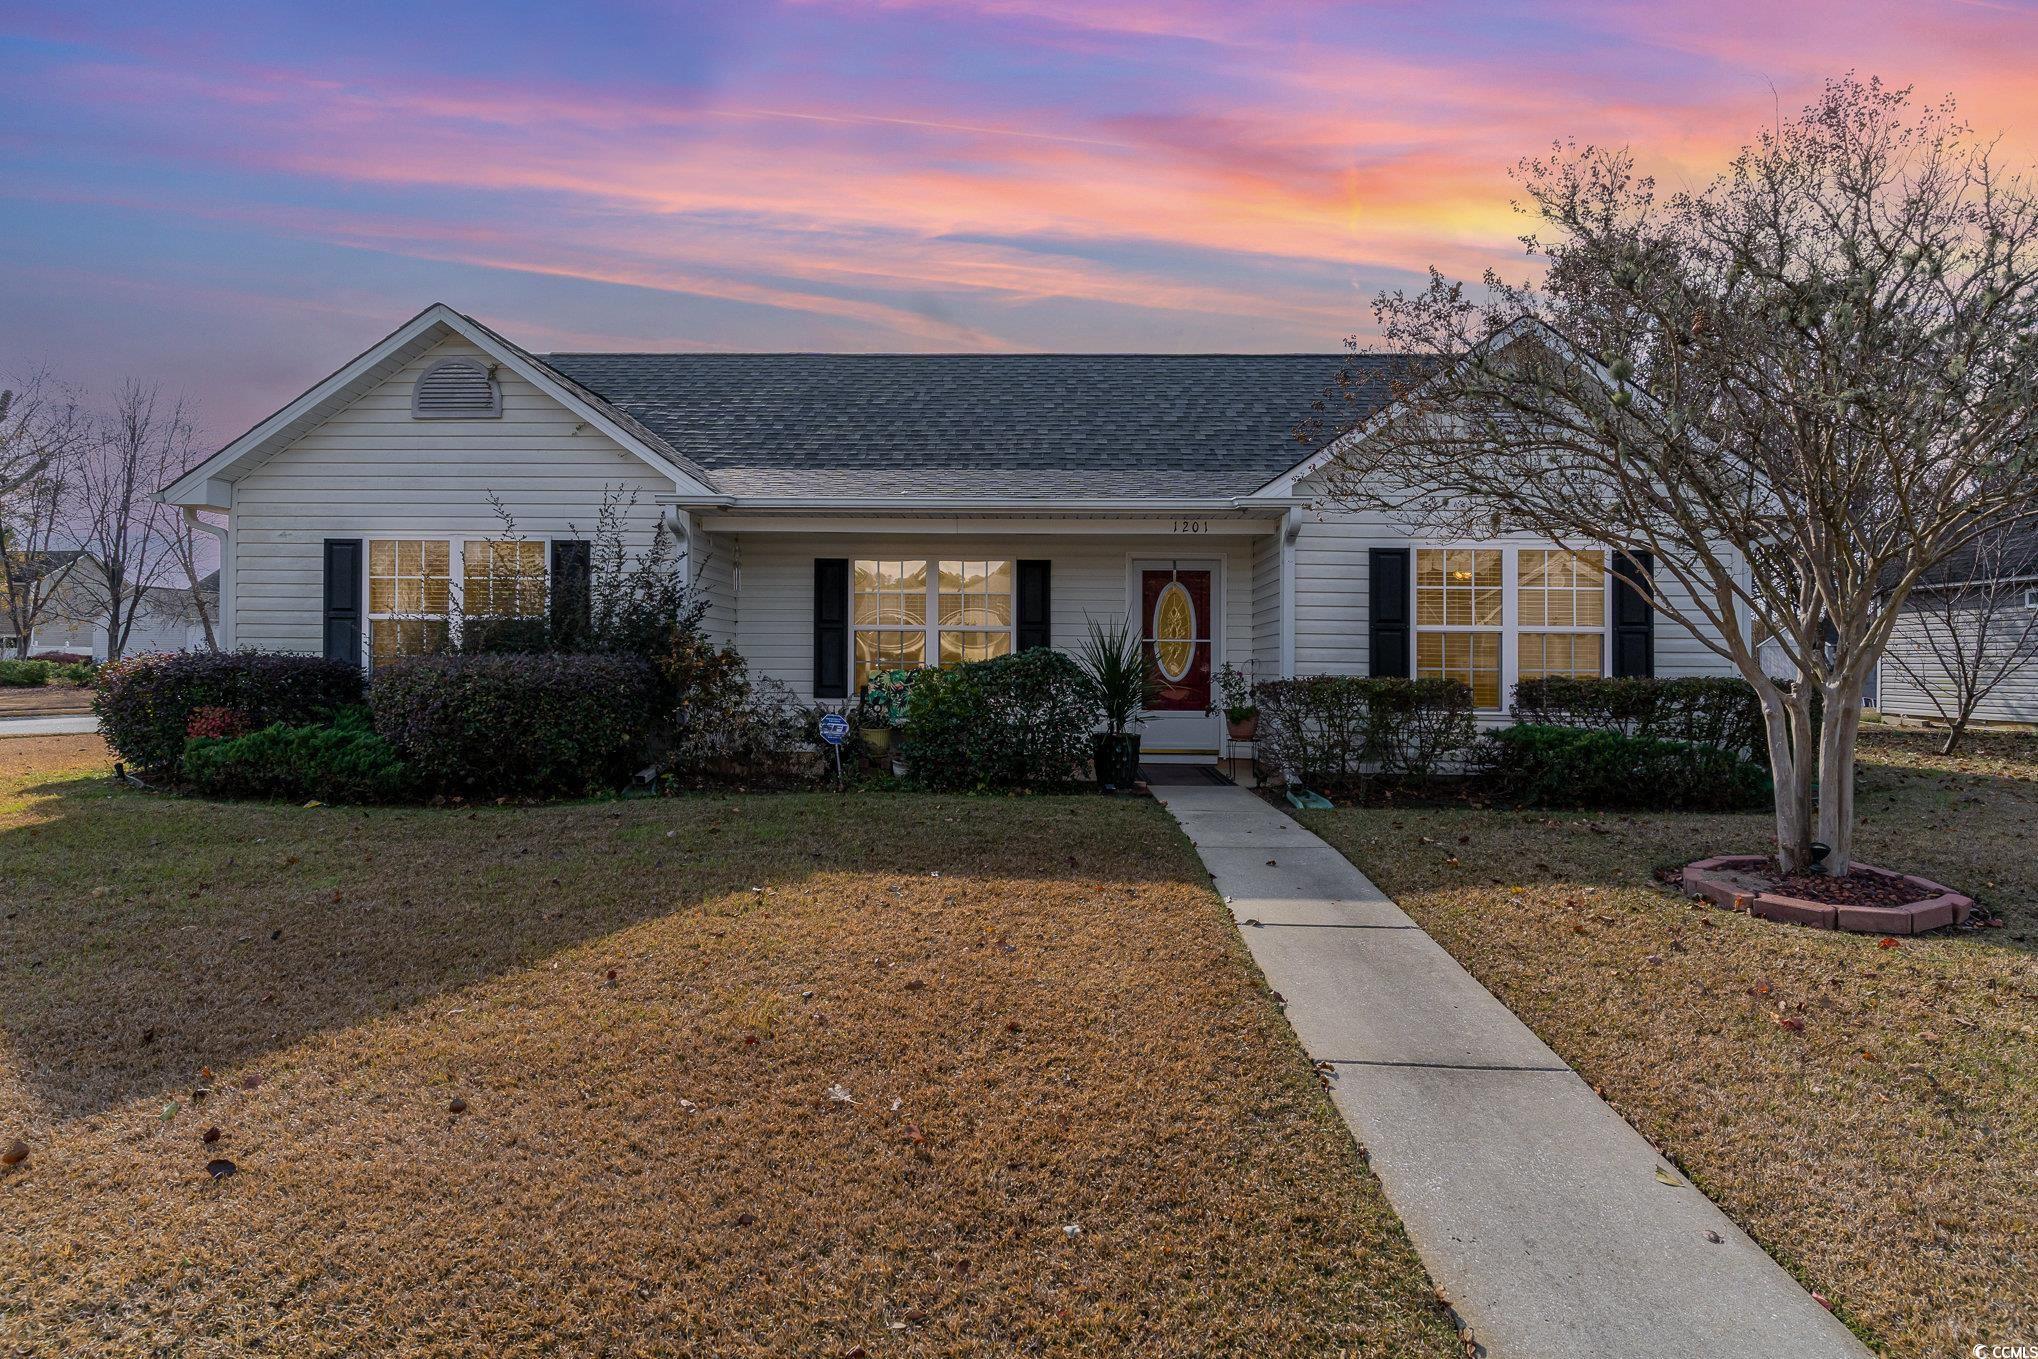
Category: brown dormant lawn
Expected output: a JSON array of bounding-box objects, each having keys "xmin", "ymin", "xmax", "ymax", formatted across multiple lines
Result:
[
  {"xmin": 0, "ymin": 734, "xmax": 1457, "ymax": 1358},
  {"xmin": 0, "ymin": 683, "xmax": 95, "ymax": 718},
  {"xmin": 1298, "ymin": 727, "xmax": 2038, "ymax": 1359}
]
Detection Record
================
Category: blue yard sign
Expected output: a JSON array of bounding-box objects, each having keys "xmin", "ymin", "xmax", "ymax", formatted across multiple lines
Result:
[{"xmin": 818, "ymin": 713, "xmax": 850, "ymax": 746}]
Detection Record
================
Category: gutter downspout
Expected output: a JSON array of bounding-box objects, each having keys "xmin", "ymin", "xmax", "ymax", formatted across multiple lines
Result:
[
  {"xmin": 184, "ymin": 507, "xmax": 230, "ymax": 650},
  {"xmin": 1279, "ymin": 507, "xmax": 1302, "ymax": 679},
  {"xmin": 662, "ymin": 507, "xmax": 691, "ymax": 591}
]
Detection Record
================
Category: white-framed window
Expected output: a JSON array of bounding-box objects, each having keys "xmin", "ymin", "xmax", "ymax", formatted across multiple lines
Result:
[
  {"xmin": 363, "ymin": 535, "xmax": 550, "ymax": 667},
  {"xmin": 851, "ymin": 557, "xmax": 1014, "ymax": 691},
  {"xmin": 1516, "ymin": 548, "xmax": 1607, "ymax": 681},
  {"xmin": 1413, "ymin": 544, "xmax": 1610, "ymax": 711}
]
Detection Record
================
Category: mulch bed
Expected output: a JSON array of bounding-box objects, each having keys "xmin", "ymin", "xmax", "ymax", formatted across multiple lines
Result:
[{"xmin": 1737, "ymin": 859, "xmax": 1926, "ymax": 908}]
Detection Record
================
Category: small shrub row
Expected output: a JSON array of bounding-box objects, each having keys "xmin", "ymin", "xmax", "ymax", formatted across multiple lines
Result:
[
  {"xmin": 1479, "ymin": 724, "xmax": 1770, "ymax": 811},
  {"xmin": 1252, "ymin": 676, "xmax": 1477, "ymax": 789},
  {"xmin": 96, "ymin": 651, "xmax": 365, "ymax": 774},
  {"xmin": 371, "ymin": 652, "xmax": 659, "ymax": 799},
  {"xmin": 1, "ymin": 659, "xmax": 51, "ymax": 687},
  {"xmin": 184, "ymin": 708, "xmax": 415, "ymax": 804},
  {"xmin": 902, "ymin": 649, "xmax": 1099, "ymax": 792},
  {"xmin": 1511, "ymin": 676, "xmax": 1770, "ymax": 760}
]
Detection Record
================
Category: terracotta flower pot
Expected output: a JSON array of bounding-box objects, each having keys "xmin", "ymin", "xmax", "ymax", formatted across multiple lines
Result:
[{"xmin": 1226, "ymin": 713, "xmax": 1259, "ymax": 741}]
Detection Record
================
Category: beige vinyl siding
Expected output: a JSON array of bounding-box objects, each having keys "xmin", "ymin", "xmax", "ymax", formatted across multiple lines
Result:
[
  {"xmin": 690, "ymin": 528, "xmax": 738, "ymax": 646},
  {"xmin": 1250, "ymin": 532, "xmax": 1282, "ymax": 679},
  {"xmin": 1878, "ymin": 600, "xmax": 2038, "ymax": 725},
  {"xmin": 229, "ymin": 338, "xmax": 671, "ymax": 654},
  {"xmin": 734, "ymin": 531, "xmax": 1259, "ymax": 704}
]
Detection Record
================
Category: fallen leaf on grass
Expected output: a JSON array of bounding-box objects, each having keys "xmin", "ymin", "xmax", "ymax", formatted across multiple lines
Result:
[
  {"xmin": 1772, "ymin": 1014, "xmax": 1806, "ymax": 1033},
  {"xmin": 1877, "ymin": 937, "xmax": 1903, "ymax": 950},
  {"xmin": 201, "ymin": 1127, "xmax": 221, "ymax": 1144},
  {"xmin": 827, "ymin": 1084, "xmax": 854, "ymax": 1104},
  {"xmin": 2, "ymin": 1139, "xmax": 27, "ymax": 1167},
  {"xmin": 448, "ymin": 1098, "xmax": 468, "ymax": 1114},
  {"xmin": 205, "ymin": 1159, "xmax": 237, "ymax": 1180}
]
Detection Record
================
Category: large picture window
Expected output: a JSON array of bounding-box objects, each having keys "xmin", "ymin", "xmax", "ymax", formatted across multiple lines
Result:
[
  {"xmin": 1413, "ymin": 545, "xmax": 1609, "ymax": 710},
  {"xmin": 852, "ymin": 558, "xmax": 1014, "ymax": 690},
  {"xmin": 364, "ymin": 536, "xmax": 550, "ymax": 667}
]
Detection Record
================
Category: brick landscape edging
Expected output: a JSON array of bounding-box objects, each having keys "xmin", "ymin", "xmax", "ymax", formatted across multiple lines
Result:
[{"xmin": 1681, "ymin": 854, "xmax": 1974, "ymax": 935}]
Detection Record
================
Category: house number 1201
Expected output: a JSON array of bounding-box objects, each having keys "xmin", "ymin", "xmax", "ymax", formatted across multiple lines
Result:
[{"xmin": 1172, "ymin": 520, "xmax": 1207, "ymax": 534}]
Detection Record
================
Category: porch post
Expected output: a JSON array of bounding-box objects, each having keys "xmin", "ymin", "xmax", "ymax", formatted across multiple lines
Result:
[{"xmin": 1279, "ymin": 507, "xmax": 1301, "ymax": 678}]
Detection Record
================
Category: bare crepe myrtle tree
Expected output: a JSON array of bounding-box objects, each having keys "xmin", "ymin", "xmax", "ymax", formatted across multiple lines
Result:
[
  {"xmin": 0, "ymin": 376, "xmax": 76, "ymax": 499},
  {"xmin": 73, "ymin": 381, "xmax": 190, "ymax": 660},
  {"xmin": 1313, "ymin": 77, "xmax": 2038, "ymax": 873},
  {"xmin": 1882, "ymin": 525, "xmax": 2038, "ymax": 755},
  {"xmin": 0, "ymin": 375, "xmax": 84, "ymax": 656}
]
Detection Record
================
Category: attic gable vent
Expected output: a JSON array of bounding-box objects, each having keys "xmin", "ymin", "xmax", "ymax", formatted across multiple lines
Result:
[{"xmin": 412, "ymin": 357, "xmax": 501, "ymax": 419}]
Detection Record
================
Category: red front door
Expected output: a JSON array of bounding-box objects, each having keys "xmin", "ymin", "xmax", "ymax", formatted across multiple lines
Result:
[{"xmin": 1141, "ymin": 568, "xmax": 1211, "ymax": 711}]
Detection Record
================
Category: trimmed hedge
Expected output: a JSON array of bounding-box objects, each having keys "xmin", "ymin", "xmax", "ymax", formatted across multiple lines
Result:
[
  {"xmin": 370, "ymin": 652, "xmax": 658, "ymax": 798},
  {"xmin": 1480, "ymin": 724, "xmax": 1770, "ymax": 811},
  {"xmin": 0, "ymin": 659, "xmax": 52, "ymax": 687},
  {"xmin": 1511, "ymin": 676, "xmax": 1768, "ymax": 760},
  {"xmin": 95, "ymin": 651, "xmax": 366, "ymax": 774},
  {"xmin": 184, "ymin": 708, "xmax": 415, "ymax": 804},
  {"xmin": 1252, "ymin": 676, "xmax": 1476, "ymax": 789},
  {"xmin": 902, "ymin": 649, "xmax": 1100, "ymax": 792}
]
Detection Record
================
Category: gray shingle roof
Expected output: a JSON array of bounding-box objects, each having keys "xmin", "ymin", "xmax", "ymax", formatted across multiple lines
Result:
[{"xmin": 538, "ymin": 353, "xmax": 1408, "ymax": 498}]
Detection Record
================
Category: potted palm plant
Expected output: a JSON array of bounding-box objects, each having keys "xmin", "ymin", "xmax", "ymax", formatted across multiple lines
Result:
[
  {"xmin": 1076, "ymin": 616, "xmax": 1157, "ymax": 790},
  {"xmin": 1211, "ymin": 661, "xmax": 1258, "ymax": 740}
]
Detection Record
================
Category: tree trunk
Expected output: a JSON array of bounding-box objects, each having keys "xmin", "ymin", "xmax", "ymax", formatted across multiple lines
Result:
[
  {"xmin": 1759, "ymin": 692, "xmax": 1816, "ymax": 872},
  {"xmin": 1939, "ymin": 716, "xmax": 1968, "ymax": 758},
  {"xmin": 1815, "ymin": 685, "xmax": 1865, "ymax": 874}
]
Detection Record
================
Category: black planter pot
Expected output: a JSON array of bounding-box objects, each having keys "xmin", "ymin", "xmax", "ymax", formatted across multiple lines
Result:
[{"xmin": 1091, "ymin": 731, "xmax": 1143, "ymax": 790}]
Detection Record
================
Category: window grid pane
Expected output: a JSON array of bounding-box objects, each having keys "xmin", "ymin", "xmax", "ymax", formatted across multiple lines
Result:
[
  {"xmin": 1417, "ymin": 629, "xmax": 1501, "ymax": 710},
  {"xmin": 1416, "ymin": 548, "xmax": 1502, "ymax": 628},
  {"xmin": 1519, "ymin": 549, "xmax": 1605, "ymax": 633},
  {"xmin": 368, "ymin": 538, "xmax": 452, "ymax": 619},
  {"xmin": 464, "ymin": 540, "xmax": 547, "ymax": 618}
]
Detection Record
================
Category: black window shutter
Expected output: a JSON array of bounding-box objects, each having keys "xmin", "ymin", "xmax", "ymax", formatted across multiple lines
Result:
[
  {"xmin": 1368, "ymin": 548, "xmax": 1410, "ymax": 677},
  {"xmin": 323, "ymin": 538, "xmax": 363, "ymax": 667},
  {"xmin": 814, "ymin": 558, "xmax": 849, "ymax": 698},
  {"xmin": 1612, "ymin": 551, "xmax": 1655, "ymax": 677},
  {"xmin": 550, "ymin": 539, "xmax": 592, "ymax": 647},
  {"xmin": 1016, "ymin": 560, "xmax": 1052, "ymax": 651}
]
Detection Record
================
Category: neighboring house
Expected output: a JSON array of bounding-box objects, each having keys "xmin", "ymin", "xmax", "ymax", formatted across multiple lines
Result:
[
  {"xmin": 1877, "ymin": 524, "xmax": 2038, "ymax": 728},
  {"xmin": 22, "ymin": 558, "xmax": 218, "ymax": 660},
  {"xmin": 160, "ymin": 304, "xmax": 1737, "ymax": 763}
]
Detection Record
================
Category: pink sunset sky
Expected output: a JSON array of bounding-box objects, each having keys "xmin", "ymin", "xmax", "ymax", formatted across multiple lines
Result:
[{"xmin": 4, "ymin": 0, "xmax": 2037, "ymax": 441}]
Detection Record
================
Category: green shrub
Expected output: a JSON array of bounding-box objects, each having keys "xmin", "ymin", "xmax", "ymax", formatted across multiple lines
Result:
[
  {"xmin": 902, "ymin": 649, "xmax": 1100, "ymax": 792},
  {"xmin": 671, "ymin": 678, "xmax": 824, "ymax": 787},
  {"xmin": 183, "ymin": 709, "xmax": 415, "ymax": 804},
  {"xmin": 0, "ymin": 659, "xmax": 52, "ymax": 687},
  {"xmin": 1480, "ymin": 724, "xmax": 1770, "ymax": 811},
  {"xmin": 94, "ymin": 651, "xmax": 366, "ymax": 774},
  {"xmin": 1511, "ymin": 676, "xmax": 1770, "ymax": 759},
  {"xmin": 370, "ymin": 652, "xmax": 657, "ymax": 798},
  {"xmin": 1252, "ymin": 676, "xmax": 1477, "ymax": 789},
  {"xmin": 53, "ymin": 661, "xmax": 97, "ymax": 685}
]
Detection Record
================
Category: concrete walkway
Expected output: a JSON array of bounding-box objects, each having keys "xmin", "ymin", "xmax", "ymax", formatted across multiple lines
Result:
[
  {"xmin": 1158, "ymin": 784, "xmax": 1868, "ymax": 1359},
  {"xmin": 0, "ymin": 715, "xmax": 100, "ymax": 737}
]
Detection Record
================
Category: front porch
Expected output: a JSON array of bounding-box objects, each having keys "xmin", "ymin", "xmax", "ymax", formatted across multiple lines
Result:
[{"xmin": 682, "ymin": 504, "xmax": 1301, "ymax": 763}]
